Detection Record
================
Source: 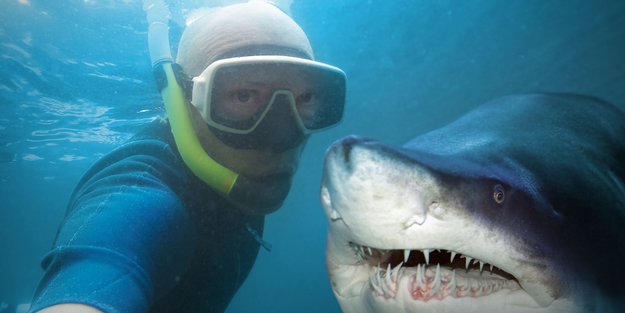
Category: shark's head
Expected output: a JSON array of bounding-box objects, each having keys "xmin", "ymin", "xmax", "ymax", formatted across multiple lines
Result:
[{"xmin": 321, "ymin": 94, "xmax": 625, "ymax": 313}]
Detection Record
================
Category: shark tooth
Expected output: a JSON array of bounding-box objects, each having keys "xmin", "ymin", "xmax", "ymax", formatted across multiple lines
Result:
[
  {"xmin": 432, "ymin": 264, "xmax": 442, "ymax": 297},
  {"xmin": 385, "ymin": 264, "xmax": 393, "ymax": 287},
  {"xmin": 450, "ymin": 270, "xmax": 457, "ymax": 295},
  {"xmin": 416, "ymin": 264, "xmax": 425, "ymax": 288},
  {"xmin": 370, "ymin": 271, "xmax": 384, "ymax": 295},
  {"xmin": 465, "ymin": 256, "xmax": 473, "ymax": 270},
  {"xmin": 391, "ymin": 262, "xmax": 403, "ymax": 283}
]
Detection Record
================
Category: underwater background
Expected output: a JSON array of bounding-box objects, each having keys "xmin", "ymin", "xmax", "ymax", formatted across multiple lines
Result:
[{"xmin": 1, "ymin": 0, "xmax": 624, "ymax": 312}]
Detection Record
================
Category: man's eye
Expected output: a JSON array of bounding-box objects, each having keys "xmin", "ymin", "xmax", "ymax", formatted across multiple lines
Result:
[
  {"xmin": 297, "ymin": 92, "xmax": 314, "ymax": 104},
  {"xmin": 235, "ymin": 90, "xmax": 252, "ymax": 103}
]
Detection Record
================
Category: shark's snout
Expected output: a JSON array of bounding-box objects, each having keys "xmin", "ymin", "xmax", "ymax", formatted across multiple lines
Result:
[
  {"xmin": 325, "ymin": 135, "xmax": 379, "ymax": 172},
  {"xmin": 323, "ymin": 136, "xmax": 442, "ymax": 232}
]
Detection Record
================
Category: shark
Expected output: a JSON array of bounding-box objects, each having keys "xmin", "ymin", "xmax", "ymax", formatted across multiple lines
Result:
[{"xmin": 320, "ymin": 94, "xmax": 625, "ymax": 313}]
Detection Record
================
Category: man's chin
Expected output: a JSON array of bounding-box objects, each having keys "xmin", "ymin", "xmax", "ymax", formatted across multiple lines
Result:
[{"xmin": 228, "ymin": 172, "xmax": 294, "ymax": 215}]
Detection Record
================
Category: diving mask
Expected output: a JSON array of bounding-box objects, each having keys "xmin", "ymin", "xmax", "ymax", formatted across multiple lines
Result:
[{"xmin": 190, "ymin": 55, "xmax": 346, "ymax": 135}]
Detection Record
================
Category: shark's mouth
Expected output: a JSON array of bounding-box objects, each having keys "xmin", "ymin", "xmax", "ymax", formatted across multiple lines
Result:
[{"xmin": 349, "ymin": 242, "xmax": 521, "ymax": 301}]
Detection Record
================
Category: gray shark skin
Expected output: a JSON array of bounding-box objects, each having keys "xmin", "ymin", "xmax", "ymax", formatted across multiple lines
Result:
[{"xmin": 321, "ymin": 94, "xmax": 625, "ymax": 313}]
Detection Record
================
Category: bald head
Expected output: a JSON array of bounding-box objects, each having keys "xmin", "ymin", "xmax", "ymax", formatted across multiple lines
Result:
[{"xmin": 176, "ymin": 1, "xmax": 313, "ymax": 77}]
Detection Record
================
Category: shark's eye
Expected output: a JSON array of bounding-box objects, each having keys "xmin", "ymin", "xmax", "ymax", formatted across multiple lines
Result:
[{"xmin": 493, "ymin": 184, "xmax": 505, "ymax": 204}]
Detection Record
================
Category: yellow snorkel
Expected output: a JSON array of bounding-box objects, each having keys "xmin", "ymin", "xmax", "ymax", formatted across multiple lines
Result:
[{"xmin": 143, "ymin": 0, "xmax": 238, "ymax": 194}]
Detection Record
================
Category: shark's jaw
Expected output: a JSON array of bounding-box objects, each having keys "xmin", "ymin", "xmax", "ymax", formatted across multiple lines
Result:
[
  {"xmin": 341, "ymin": 245, "xmax": 520, "ymax": 301},
  {"xmin": 321, "ymin": 136, "xmax": 582, "ymax": 313}
]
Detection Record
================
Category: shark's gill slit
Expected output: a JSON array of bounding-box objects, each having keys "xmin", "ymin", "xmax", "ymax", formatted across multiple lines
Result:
[{"xmin": 350, "ymin": 242, "xmax": 521, "ymax": 300}]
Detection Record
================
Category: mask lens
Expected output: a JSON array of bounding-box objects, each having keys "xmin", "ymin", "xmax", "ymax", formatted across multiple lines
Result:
[
  {"xmin": 209, "ymin": 65, "xmax": 272, "ymax": 130},
  {"xmin": 207, "ymin": 57, "xmax": 346, "ymax": 133},
  {"xmin": 295, "ymin": 67, "xmax": 345, "ymax": 131}
]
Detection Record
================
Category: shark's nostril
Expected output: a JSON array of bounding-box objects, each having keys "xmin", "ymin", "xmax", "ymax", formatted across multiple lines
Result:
[
  {"xmin": 341, "ymin": 144, "xmax": 353, "ymax": 165},
  {"xmin": 327, "ymin": 135, "xmax": 366, "ymax": 168},
  {"xmin": 337, "ymin": 135, "xmax": 364, "ymax": 164},
  {"xmin": 429, "ymin": 201, "xmax": 446, "ymax": 217}
]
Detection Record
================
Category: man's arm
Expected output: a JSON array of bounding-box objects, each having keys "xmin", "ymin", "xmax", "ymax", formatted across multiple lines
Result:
[
  {"xmin": 37, "ymin": 303, "xmax": 103, "ymax": 313},
  {"xmin": 29, "ymin": 183, "xmax": 193, "ymax": 313},
  {"xmin": 30, "ymin": 136, "xmax": 194, "ymax": 313}
]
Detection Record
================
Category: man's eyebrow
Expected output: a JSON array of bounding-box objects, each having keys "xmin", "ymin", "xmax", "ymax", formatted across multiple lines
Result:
[
  {"xmin": 238, "ymin": 80, "xmax": 275, "ymax": 88},
  {"xmin": 243, "ymin": 80, "xmax": 269, "ymax": 86}
]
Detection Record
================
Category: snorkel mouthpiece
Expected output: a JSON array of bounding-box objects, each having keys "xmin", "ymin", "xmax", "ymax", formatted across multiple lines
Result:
[{"xmin": 144, "ymin": 0, "xmax": 238, "ymax": 195}]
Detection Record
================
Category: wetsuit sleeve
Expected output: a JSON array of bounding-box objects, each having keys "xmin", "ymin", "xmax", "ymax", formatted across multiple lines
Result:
[{"xmin": 29, "ymin": 139, "xmax": 195, "ymax": 313}]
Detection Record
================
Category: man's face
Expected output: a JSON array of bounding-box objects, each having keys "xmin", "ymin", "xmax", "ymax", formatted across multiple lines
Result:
[
  {"xmin": 186, "ymin": 56, "xmax": 345, "ymax": 214},
  {"xmin": 194, "ymin": 63, "xmax": 315, "ymax": 177},
  {"xmin": 190, "ymin": 102, "xmax": 307, "ymax": 214}
]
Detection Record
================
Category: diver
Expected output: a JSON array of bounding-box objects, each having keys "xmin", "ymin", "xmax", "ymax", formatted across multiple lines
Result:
[{"xmin": 28, "ymin": 2, "xmax": 346, "ymax": 313}]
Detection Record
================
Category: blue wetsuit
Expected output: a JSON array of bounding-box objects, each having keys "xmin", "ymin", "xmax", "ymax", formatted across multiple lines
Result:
[{"xmin": 29, "ymin": 120, "xmax": 265, "ymax": 313}]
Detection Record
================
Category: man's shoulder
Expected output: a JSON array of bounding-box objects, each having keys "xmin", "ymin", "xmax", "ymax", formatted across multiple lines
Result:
[
  {"xmin": 129, "ymin": 117, "xmax": 173, "ymax": 144},
  {"xmin": 96, "ymin": 119, "xmax": 177, "ymax": 169},
  {"xmin": 71, "ymin": 119, "xmax": 187, "ymax": 197}
]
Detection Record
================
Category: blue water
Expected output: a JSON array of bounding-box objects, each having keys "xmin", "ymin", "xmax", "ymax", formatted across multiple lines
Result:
[{"xmin": 1, "ymin": 0, "xmax": 624, "ymax": 312}]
